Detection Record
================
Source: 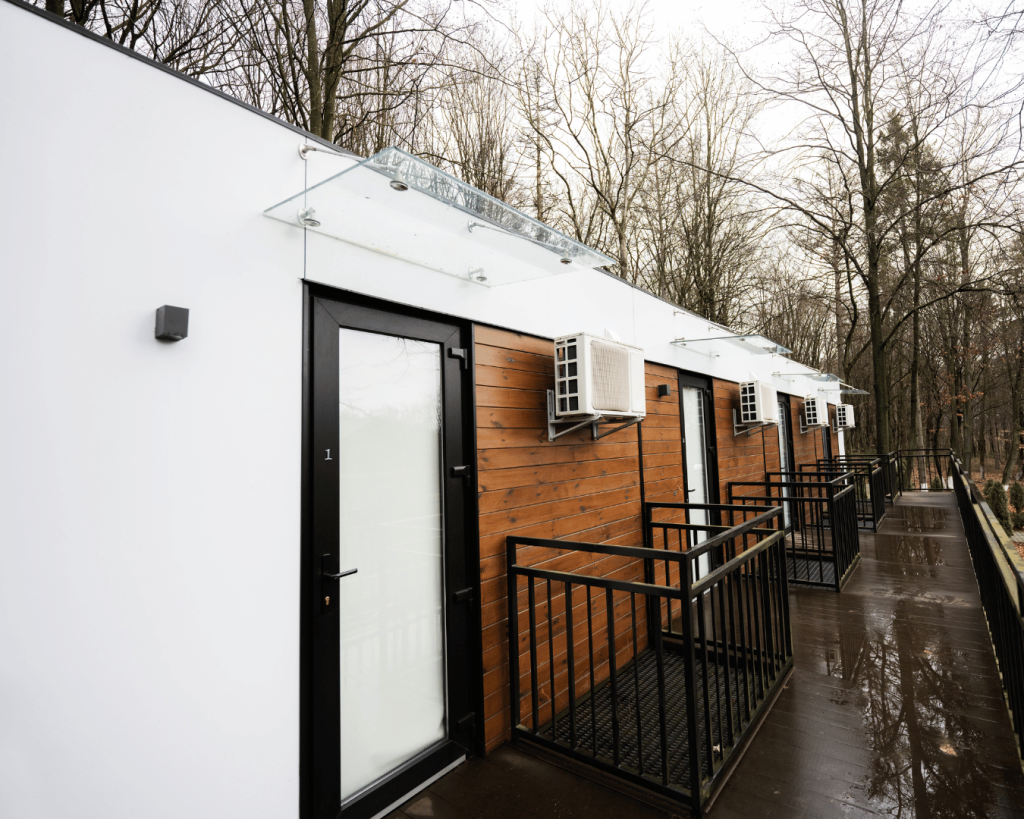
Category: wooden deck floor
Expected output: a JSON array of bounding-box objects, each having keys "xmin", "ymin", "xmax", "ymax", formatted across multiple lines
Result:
[
  {"xmin": 707, "ymin": 491, "xmax": 1024, "ymax": 819},
  {"xmin": 385, "ymin": 492, "xmax": 1024, "ymax": 819}
]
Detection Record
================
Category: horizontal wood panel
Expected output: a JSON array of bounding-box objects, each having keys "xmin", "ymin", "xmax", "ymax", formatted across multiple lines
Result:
[{"xmin": 473, "ymin": 326, "xmax": 685, "ymax": 751}]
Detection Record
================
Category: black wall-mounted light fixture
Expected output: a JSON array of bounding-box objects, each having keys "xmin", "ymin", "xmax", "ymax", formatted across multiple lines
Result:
[
  {"xmin": 155, "ymin": 305, "xmax": 189, "ymax": 341},
  {"xmin": 657, "ymin": 384, "xmax": 671, "ymax": 398}
]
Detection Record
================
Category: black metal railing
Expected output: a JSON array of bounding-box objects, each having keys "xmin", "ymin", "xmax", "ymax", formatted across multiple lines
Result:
[
  {"xmin": 896, "ymin": 449, "xmax": 952, "ymax": 492},
  {"xmin": 881, "ymin": 452, "xmax": 900, "ymax": 502},
  {"xmin": 506, "ymin": 502, "xmax": 793, "ymax": 816},
  {"xmin": 808, "ymin": 458, "xmax": 886, "ymax": 532},
  {"xmin": 951, "ymin": 455, "xmax": 1024, "ymax": 761},
  {"xmin": 728, "ymin": 472, "xmax": 861, "ymax": 592}
]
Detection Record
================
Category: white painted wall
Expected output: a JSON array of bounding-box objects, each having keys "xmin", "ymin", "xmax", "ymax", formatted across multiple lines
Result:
[
  {"xmin": 0, "ymin": 5, "xmax": 305, "ymax": 817},
  {"xmin": 0, "ymin": 4, "xmax": 843, "ymax": 818}
]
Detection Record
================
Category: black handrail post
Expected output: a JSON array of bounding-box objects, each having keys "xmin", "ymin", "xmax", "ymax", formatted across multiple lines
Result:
[
  {"xmin": 681, "ymin": 553, "xmax": 703, "ymax": 816},
  {"xmin": 507, "ymin": 537, "xmax": 521, "ymax": 733}
]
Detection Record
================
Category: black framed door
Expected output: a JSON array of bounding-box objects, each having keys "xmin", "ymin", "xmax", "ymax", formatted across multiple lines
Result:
[
  {"xmin": 677, "ymin": 372, "xmax": 719, "ymax": 576},
  {"xmin": 303, "ymin": 287, "xmax": 478, "ymax": 819},
  {"xmin": 821, "ymin": 409, "xmax": 834, "ymax": 461},
  {"xmin": 776, "ymin": 396, "xmax": 797, "ymax": 532}
]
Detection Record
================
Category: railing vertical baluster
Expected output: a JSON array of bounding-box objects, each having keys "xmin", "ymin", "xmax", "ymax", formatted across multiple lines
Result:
[
  {"xmin": 652, "ymin": 608, "xmax": 669, "ymax": 786},
  {"xmin": 606, "ymin": 588, "xmax": 620, "ymax": 768},
  {"xmin": 565, "ymin": 581, "xmax": 576, "ymax": 750},
  {"xmin": 735, "ymin": 549, "xmax": 751, "ymax": 723},
  {"xmin": 749, "ymin": 548, "xmax": 766, "ymax": 697},
  {"xmin": 696, "ymin": 573, "xmax": 714, "ymax": 776},
  {"xmin": 528, "ymin": 577, "xmax": 539, "ymax": 734},
  {"xmin": 759, "ymin": 548, "xmax": 777, "ymax": 679},
  {"xmin": 718, "ymin": 565, "xmax": 736, "ymax": 746},
  {"xmin": 587, "ymin": 587, "xmax": 596, "ymax": 757},
  {"xmin": 709, "ymin": 583, "xmax": 724, "ymax": 761},
  {"xmin": 507, "ymin": 539, "xmax": 521, "ymax": 732},
  {"xmin": 630, "ymin": 592, "xmax": 644, "ymax": 776},
  {"xmin": 664, "ymin": 526, "xmax": 674, "ymax": 631},
  {"xmin": 547, "ymin": 579, "xmax": 556, "ymax": 736},
  {"xmin": 681, "ymin": 553, "xmax": 703, "ymax": 814}
]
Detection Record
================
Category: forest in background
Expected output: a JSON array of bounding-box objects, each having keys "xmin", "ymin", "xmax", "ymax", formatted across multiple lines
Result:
[{"xmin": 35, "ymin": 0, "xmax": 1024, "ymax": 482}]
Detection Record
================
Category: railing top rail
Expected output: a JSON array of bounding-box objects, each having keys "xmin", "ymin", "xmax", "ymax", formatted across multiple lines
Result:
[
  {"xmin": 815, "ymin": 454, "xmax": 880, "ymax": 466},
  {"xmin": 728, "ymin": 481, "xmax": 831, "ymax": 494},
  {"xmin": 510, "ymin": 503, "xmax": 780, "ymax": 564},
  {"xmin": 512, "ymin": 563, "xmax": 684, "ymax": 600},
  {"xmin": 952, "ymin": 458, "xmax": 1024, "ymax": 595},
  {"xmin": 765, "ymin": 470, "xmax": 852, "ymax": 485},
  {"xmin": 690, "ymin": 529, "xmax": 785, "ymax": 597},
  {"xmin": 645, "ymin": 501, "xmax": 776, "ymax": 512},
  {"xmin": 509, "ymin": 534, "xmax": 693, "ymax": 565},
  {"xmin": 508, "ymin": 506, "xmax": 784, "ymax": 595},
  {"xmin": 674, "ymin": 506, "xmax": 782, "ymax": 559},
  {"xmin": 729, "ymin": 483, "xmax": 855, "ymax": 501}
]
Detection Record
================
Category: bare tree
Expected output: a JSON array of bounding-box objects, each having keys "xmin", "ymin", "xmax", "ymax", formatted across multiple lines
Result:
[
  {"xmin": 35, "ymin": 0, "xmax": 251, "ymax": 77},
  {"xmin": 645, "ymin": 46, "xmax": 768, "ymax": 326},
  {"xmin": 521, "ymin": 0, "xmax": 682, "ymax": 282},
  {"xmin": 721, "ymin": 0, "xmax": 1024, "ymax": 453}
]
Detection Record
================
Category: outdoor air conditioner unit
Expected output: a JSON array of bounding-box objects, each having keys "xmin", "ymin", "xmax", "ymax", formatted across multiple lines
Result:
[
  {"xmin": 553, "ymin": 333, "xmax": 646, "ymax": 418},
  {"xmin": 804, "ymin": 394, "xmax": 829, "ymax": 428},
  {"xmin": 836, "ymin": 403, "xmax": 856, "ymax": 429},
  {"xmin": 739, "ymin": 380, "xmax": 780, "ymax": 425}
]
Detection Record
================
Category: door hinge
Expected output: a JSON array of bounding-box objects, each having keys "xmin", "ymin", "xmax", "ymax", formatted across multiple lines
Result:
[
  {"xmin": 450, "ymin": 465, "xmax": 473, "ymax": 480},
  {"xmin": 457, "ymin": 712, "xmax": 476, "ymax": 733},
  {"xmin": 448, "ymin": 347, "xmax": 469, "ymax": 370}
]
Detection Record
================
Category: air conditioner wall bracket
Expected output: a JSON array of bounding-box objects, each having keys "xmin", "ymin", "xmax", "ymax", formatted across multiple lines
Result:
[
  {"xmin": 546, "ymin": 389, "xmax": 640, "ymax": 441},
  {"xmin": 592, "ymin": 416, "xmax": 643, "ymax": 441},
  {"xmin": 799, "ymin": 412, "xmax": 822, "ymax": 435},
  {"xmin": 733, "ymin": 408, "xmax": 776, "ymax": 437}
]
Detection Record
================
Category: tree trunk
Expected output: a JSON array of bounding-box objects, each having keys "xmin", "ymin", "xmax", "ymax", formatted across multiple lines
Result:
[
  {"xmin": 959, "ymin": 234, "xmax": 973, "ymax": 472},
  {"xmin": 1002, "ymin": 355, "xmax": 1023, "ymax": 482},
  {"xmin": 867, "ymin": 256, "xmax": 890, "ymax": 454},
  {"xmin": 302, "ymin": 0, "xmax": 323, "ymax": 138}
]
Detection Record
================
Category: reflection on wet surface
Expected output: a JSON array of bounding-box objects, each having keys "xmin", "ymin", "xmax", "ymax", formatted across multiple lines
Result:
[
  {"xmin": 875, "ymin": 534, "xmax": 946, "ymax": 566},
  {"xmin": 708, "ymin": 493, "xmax": 1024, "ymax": 819},
  {"xmin": 885, "ymin": 506, "xmax": 957, "ymax": 535}
]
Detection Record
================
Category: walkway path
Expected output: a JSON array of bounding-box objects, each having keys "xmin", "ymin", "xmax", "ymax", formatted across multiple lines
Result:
[
  {"xmin": 708, "ymin": 492, "xmax": 1024, "ymax": 819},
  {"xmin": 385, "ymin": 492, "xmax": 1024, "ymax": 819}
]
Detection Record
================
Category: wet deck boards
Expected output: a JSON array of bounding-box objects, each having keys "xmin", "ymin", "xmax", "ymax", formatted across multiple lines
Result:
[
  {"xmin": 708, "ymin": 492, "xmax": 1024, "ymax": 819},
  {"xmin": 385, "ymin": 492, "xmax": 1024, "ymax": 819}
]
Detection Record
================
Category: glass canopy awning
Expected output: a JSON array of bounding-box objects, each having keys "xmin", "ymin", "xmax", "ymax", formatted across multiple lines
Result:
[
  {"xmin": 264, "ymin": 147, "xmax": 615, "ymax": 287},
  {"xmin": 671, "ymin": 334, "xmax": 792, "ymax": 356}
]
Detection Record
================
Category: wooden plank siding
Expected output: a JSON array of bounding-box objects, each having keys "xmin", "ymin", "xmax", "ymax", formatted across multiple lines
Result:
[
  {"xmin": 472, "ymin": 329, "xmax": 843, "ymax": 752},
  {"xmin": 713, "ymin": 379, "xmax": 782, "ymax": 503},
  {"xmin": 474, "ymin": 325, "xmax": 686, "ymax": 751},
  {"xmin": 787, "ymin": 394, "xmax": 841, "ymax": 469}
]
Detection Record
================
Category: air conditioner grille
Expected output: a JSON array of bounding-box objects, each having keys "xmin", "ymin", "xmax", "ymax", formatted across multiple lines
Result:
[
  {"xmin": 590, "ymin": 340, "xmax": 631, "ymax": 412},
  {"xmin": 805, "ymin": 397, "xmax": 822, "ymax": 427},
  {"xmin": 740, "ymin": 383, "xmax": 758, "ymax": 424}
]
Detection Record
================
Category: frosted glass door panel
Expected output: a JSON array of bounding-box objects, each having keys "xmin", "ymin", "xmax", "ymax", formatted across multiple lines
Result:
[
  {"xmin": 336, "ymin": 327, "xmax": 446, "ymax": 802},
  {"xmin": 777, "ymin": 400, "xmax": 791, "ymax": 528},
  {"xmin": 681, "ymin": 387, "xmax": 710, "ymax": 579}
]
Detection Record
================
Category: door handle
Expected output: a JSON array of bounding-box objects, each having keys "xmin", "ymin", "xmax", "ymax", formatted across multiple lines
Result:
[{"xmin": 323, "ymin": 568, "xmax": 358, "ymax": 580}]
